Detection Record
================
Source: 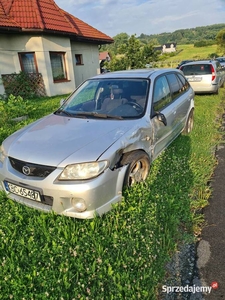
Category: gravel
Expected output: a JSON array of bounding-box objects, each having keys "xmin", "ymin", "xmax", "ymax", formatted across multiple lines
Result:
[{"xmin": 159, "ymin": 242, "xmax": 205, "ymax": 300}]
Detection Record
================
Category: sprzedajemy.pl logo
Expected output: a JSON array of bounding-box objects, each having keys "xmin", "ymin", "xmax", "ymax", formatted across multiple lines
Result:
[{"xmin": 162, "ymin": 284, "xmax": 215, "ymax": 294}]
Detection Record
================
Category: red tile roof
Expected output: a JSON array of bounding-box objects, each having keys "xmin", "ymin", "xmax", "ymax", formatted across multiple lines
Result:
[
  {"xmin": 99, "ymin": 51, "xmax": 110, "ymax": 61},
  {"xmin": 0, "ymin": 0, "xmax": 113, "ymax": 44}
]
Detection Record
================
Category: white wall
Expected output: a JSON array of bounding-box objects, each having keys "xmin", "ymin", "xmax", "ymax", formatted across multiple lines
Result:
[
  {"xmin": 0, "ymin": 33, "xmax": 101, "ymax": 97},
  {"xmin": 71, "ymin": 42, "xmax": 100, "ymax": 87},
  {"xmin": 40, "ymin": 36, "xmax": 76, "ymax": 96}
]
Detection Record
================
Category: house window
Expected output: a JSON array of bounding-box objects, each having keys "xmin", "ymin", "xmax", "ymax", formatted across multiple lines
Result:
[
  {"xmin": 18, "ymin": 52, "xmax": 38, "ymax": 73},
  {"xmin": 75, "ymin": 54, "xmax": 83, "ymax": 65},
  {"xmin": 49, "ymin": 52, "xmax": 67, "ymax": 82}
]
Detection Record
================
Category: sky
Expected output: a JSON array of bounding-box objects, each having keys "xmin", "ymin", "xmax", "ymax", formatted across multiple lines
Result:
[{"xmin": 54, "ymin": 0, "xmax": 225, "ymax": 38}]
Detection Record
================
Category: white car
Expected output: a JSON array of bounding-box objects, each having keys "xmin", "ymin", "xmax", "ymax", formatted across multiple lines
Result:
[{"xmin": 180, "ymin": 60, "xmax": 224, "ymax": 94}]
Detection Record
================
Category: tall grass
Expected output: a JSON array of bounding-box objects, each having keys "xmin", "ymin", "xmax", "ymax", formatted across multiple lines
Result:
[{"xmin": 0, "ymin": 89, "xmax": 224, "ymax": 299}]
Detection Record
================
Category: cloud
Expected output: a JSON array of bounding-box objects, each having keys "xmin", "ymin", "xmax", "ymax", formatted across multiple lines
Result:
[{"xmin": 54, "ymin": 0, "xmax": 225, "ymax": 37}]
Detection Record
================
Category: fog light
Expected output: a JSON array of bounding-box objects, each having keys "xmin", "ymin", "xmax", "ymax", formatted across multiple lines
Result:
[{"xmin": 71, "ymin": 198, "xmax": 87, "ymax": 212}]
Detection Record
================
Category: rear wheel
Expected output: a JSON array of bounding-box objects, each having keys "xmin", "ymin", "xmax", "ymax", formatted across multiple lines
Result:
[
  {"xmin": 183, "ymin": 109, "xmax": 194, "ymax": 134},
  {"xmin": 121, "ymin": 151, "xmax": 150, "ymax": 187}
]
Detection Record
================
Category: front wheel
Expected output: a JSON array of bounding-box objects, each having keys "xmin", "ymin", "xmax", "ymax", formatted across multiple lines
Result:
[{"xmin": 121, "ymin": 151, "xmax": 150, "ymax": 187}]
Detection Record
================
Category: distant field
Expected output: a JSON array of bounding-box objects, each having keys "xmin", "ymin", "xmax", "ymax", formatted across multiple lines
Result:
[{"xmin": 159, "ymin": 44, "xmax": 219, "ymax": 68}]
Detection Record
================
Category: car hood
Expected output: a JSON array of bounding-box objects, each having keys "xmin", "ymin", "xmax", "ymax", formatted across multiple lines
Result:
[{"xmin": 4, "ymin": 114, "xmax": 134, "ymax": 166}]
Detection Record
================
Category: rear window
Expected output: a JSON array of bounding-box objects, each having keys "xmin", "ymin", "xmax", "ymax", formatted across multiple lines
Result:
[{"xmin": 181, "ymin": 64, "xmax": 211, "ymax": 75}]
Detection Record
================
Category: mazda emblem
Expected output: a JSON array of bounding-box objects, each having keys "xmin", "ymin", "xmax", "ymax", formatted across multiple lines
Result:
[{"xmin": 22, "ymin": 166, "xmax": 31, "ymax": 176}]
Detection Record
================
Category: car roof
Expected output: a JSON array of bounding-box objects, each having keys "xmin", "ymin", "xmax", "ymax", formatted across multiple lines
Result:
[
  {"xmin": 216, "ymin": 57, "xmax": 225, "ymax": 61},
  {"xmin": 180, "ymin": 60, "xmax": 217, "ymax": 66},
  {"xmin": 92, "ymin": 68, "xmax": 182, "ymax": 79}
]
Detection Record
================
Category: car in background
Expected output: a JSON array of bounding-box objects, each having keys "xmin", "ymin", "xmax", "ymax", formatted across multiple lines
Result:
[
  {"xmin": 215, "ymin": 57, "xmax": 225, "ymax": 67},
  {"xmin": 176, "ymin": 60, "xmax": 194, "ymax": 69},
  {"xmin": 180, "ymin": 60, "xmax": 224, "ymax": 94},
  {"xmin": 0, "ymin": 68, "xmax": 194, "ymax": 219}
]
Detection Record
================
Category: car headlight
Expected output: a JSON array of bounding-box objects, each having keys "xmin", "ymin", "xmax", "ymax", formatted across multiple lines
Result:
[
  {"xmin": 58, "ymin": 161, "xmax": 108, "ymax": 180},
  {"xmin": 0, "ymin": 145, "xmax": 6, "ymax": 163}
]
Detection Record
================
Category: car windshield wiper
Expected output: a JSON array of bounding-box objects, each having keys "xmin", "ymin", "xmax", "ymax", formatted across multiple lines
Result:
[
  {"xmin": 55, "ymin": 109, "xmax": 89, "ymax": 118},
  {"xmin": 54, "ymin": 109, "xmax": 75, "ymax": 117},
  {"xmin": 74, "ymin": 112, "xmax": 123, "ymax": 120}
]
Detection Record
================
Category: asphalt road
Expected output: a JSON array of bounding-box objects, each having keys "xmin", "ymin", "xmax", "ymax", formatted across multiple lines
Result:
[{"xmin": 196, "ymin": 142, "xmax": 225, "ymax": 299}]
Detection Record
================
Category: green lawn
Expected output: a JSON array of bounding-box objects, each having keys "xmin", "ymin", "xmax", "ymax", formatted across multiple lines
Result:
[
  {"xmin": 157, "ymin": 44, "xmax": 219, "ymax": 68},
  {"xmin": 0, "ymin": 89, "xmax": 224, "ymax": 299}
]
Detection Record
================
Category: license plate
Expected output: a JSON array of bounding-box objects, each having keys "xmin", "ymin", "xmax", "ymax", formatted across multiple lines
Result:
[
  {"xmin": 4, "ymin": 181, "xmax": 41, "ymax": 202},
  {"xmin": 188, "ymin": 77, "xmax": 202, "ymax": 82}
]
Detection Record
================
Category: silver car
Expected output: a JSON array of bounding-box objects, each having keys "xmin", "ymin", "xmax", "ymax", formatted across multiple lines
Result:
[
  {"xmin": 215, "ymin": 57, "xmax": 225, "ymax": 68},
  {"xmin": 180, "ymin": 60, "xmax": 224, "ymax": 94},
  {"xmin": 0, "ymin": 69, "xmax": 194, "ymax": 219}
]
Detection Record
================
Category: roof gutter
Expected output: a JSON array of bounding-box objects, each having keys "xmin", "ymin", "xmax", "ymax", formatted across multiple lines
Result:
[{"xmin": 0, "ymin": 27, "xmax": 114, "ymax": 44}]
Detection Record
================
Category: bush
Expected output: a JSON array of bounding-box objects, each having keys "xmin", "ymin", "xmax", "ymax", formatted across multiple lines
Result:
[
  {"xmin": 0, "ymin": 95, "xmax": 36, "ymax": 143},
  {"xmin": 194, "ymin": 40, "xmax": 215, "ymax": 47}
]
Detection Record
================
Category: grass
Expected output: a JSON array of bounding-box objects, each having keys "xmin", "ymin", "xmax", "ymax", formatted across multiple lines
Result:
[
  {"xmin": 157, "ymin": 44, "xmax": 220, "ymax": 68},
  {"xmin": 0, "ymin": 89, "xmax": 224, "ymax": 299},
  {"xmin": 174, "ymin": 44, "xmax": 218, "ymax": 60}
]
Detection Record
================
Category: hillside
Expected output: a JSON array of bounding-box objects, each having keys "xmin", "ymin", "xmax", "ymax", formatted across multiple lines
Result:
[
  {"xmin": 138, "ymin": 23, "xmax": 225, "ymax": 45},
  {"xmin": 160, "ymin": 43, "xmax": 219, "ymax": 68}
]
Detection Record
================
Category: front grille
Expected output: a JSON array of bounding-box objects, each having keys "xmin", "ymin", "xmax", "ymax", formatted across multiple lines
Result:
[{"xmin": 9, "ymin": 157, "xmax": 56, "ymax": 178}]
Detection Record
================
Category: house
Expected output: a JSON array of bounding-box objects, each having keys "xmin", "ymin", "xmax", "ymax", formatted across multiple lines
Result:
[
  {"xmin": 0, "ymin": 0, "xmax": 114, "ymax": 97},
  {"xmin": 162, "ymin": 43, "xmax": 176, "ymax": 53},
  {"xmin": 154, "ymin": 43, "xmax": 177, "ymax": 54},
  {"xmin": 99, "ymin": 51, "xmax": 111, "ymax": 63},
  {"xmin": 99, "ymin": 51, "xmax": 111, "ymax": 73}
]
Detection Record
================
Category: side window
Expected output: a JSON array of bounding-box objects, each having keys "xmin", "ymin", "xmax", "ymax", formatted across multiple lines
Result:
[
  {"xmin": 176, "ymin": 73, "xmax": 190, "ymax": 94},
  {"xmin": 49, "ymin": 52, "xmax": 67, "ymax": 82},
  {"xmin": 18, "ymin": 52, "xmax": 38, "ymax": 73},
  {"xmin": 153, "ymin": 76, "xmax": 172, "ymax": 111},
  {"xmin": 177, "ymin": 73, "xmax": 190, "ymax": 92},
  {"xmin": 216, "ymin": 62, "xmax": 222, "ymax": 71},
  {"xmin": 166, "ymin": 73, "xmax": 181, "ymax": 100}
]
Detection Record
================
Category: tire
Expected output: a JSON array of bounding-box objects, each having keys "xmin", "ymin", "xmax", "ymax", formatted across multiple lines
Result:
[
  {"xmin": 121, "ymin": 151, "xmax": 150, "ymax": 187},
  {"xmin": 183, "ymin": 109, "xmax": 194, "ymax": 135},
  {"xmin": 215, "ymin": 88, "xmax": 219, "ymax": 95}
]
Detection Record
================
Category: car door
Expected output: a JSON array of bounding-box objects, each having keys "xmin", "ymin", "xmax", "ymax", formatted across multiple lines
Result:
[
  {"xmin": 215, "ymin": 61, "xmax": 224, "ymax": 87},
  {"xmin": 150, "ymin": 75, "xmax": 177, "ymax": 159},
  {"xmin": 166, "ymin": 72, "xmax": 191, "ymax": 132}
]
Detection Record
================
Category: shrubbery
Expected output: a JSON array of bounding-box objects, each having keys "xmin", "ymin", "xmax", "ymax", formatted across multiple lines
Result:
[
  {"xmin": 194, "ymin": 40, "xmax": 215, "ymax": 47},
  {"xmin": 0, "ymin": 95, "xmax": 35, "ymax": 143}
]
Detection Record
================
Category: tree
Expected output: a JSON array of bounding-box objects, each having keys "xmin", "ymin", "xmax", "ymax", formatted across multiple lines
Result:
[
  {"xmin": 105, "ymin": 35, "xmax": 160, "ymax": 71},
  {"xmin": 142, "ymin": 44, "xmax": 158, "ymax": 65},
  {"xmin": 216, "ymin": 29, "xmax": 225, "ymax": 55},
  {"xmin": 118, "ymin": 35, "xmax": 144, "ymax": 69},
  {"xmin": 101, "ymin": 33, "xmax": 130, "ymax": 55}
]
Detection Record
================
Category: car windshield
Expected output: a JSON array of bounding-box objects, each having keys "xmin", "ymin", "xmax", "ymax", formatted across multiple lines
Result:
[
  {"xmin": 217, "ymin": 57, "xmax": 225, "ymax": 62},
  {"xmin": 55, "ymin": 78, "xmax": 149, "ymax": 119}
]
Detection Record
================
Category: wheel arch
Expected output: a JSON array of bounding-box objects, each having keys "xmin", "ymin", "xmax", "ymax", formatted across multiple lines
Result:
[{"xmin": 118, "ymin": 149, "xmax": 151, "ymax": 168}]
